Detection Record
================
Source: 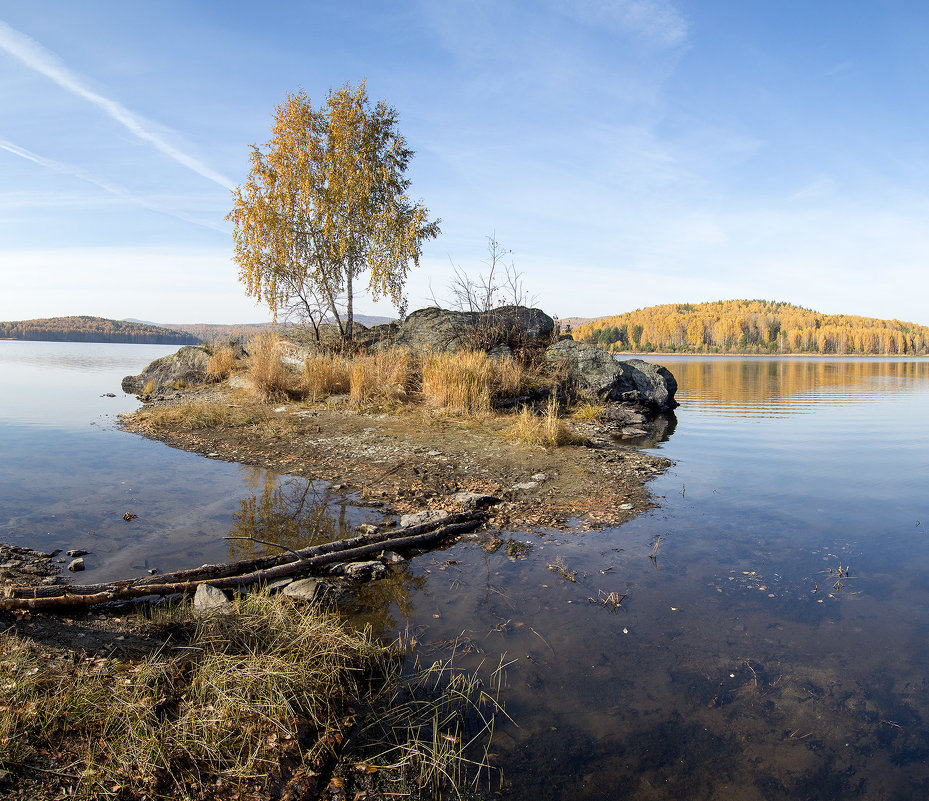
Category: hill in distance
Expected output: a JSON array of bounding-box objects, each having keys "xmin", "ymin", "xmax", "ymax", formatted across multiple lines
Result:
[
  {"xmin": 157, "ymin": 314, "xmax": 395, "ymax": 342},
  {"xmin": 0, "ymin": 316, "xmax": 201, "ymax": 346},
  {"xmin": 572, "ymin": 300, "xmax": 929, "ymax": 356}
]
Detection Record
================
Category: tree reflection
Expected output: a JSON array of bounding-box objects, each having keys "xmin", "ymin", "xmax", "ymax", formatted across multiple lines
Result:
[{"xmin": 227, "ymin": 473, "xmax": 353, "ymax": 561}]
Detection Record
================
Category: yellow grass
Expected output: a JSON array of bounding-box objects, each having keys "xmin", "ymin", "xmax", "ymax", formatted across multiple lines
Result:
[
  {"xmin": 573, "ymin": 400, "xmax": 607, "ymax": 421},
  {"xmin": 206, "ymin": 344, "xmax": 236, "ymax": 381},
  {"xmin": 349, "ymin": 347, "xmax": 414, "ymax": 406},
  {"xmin": 133, "ymin": 401, "xmax": 258, "ymax": 431},
  {"xmin": 421, "ymin": 350, "xmax": 493, "ymax": 413},
  {"xmin": 508, "ymin": 396, "xmax": 585, "ymax": 447},
  {"xmin": 247, "ymin": 332, "xmax": 298, "ymax": 401},
  {"xmin": 301, "ymin": 352, "xmax": 351, "ymax": 398}
]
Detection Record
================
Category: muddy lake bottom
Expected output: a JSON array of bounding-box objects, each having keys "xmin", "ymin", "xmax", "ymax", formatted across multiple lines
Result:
[{"xmin": 3, "ymin": 344, "xmax": 929, "ymax": 800}]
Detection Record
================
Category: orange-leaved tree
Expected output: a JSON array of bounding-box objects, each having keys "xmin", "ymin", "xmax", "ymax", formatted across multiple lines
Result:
[{"xmin": 227, "ymin": 83, "xmax": 440, "ymax": 342}]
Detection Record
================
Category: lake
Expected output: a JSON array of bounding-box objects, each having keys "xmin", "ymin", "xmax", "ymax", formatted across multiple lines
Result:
[{"xmin": 2, "ymin": 343, "xmax": 929, "ymax": 799}]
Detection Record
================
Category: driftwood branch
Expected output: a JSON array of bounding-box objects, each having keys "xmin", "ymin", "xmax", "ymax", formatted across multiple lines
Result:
[{"xmin": 1, "ymin": 511, "xmax": 485, "ymax": 611}]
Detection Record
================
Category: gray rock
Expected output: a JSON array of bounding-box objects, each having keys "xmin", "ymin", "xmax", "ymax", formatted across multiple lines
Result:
[
  {"xmin": 193, "ymin": 583, "xmax": 231, "ymax": 611},
  {"xmin": 531, "ymin": 473, "xmax": 548, "ymax": 481},
  {"xmin": 380, "ymin": 550, "xmax": 406, "ymax": 564},
  {"xmin": 356, "ymin": 523, "xmax": 379, "ymax": 535},
  {"xmin": 604, "ymin": 406, "xmax": 648, "ymax": 425},
  {"xmin": 121, "ymin": 345, "xmax": 211, "ymax": 394},
  {"xmin": 509, "ymin": 481, "xmax": 539, "ymax": 492},
  {"xmin": 357, "ymin": 305, "xmax": 555, "ymax": 355},
  {"xmin": 344, "ymin": 561, "xmax": 387, "ymax": 581},
  {"xmin": 67, "ymin": 558, "xmax": 85, "ymax": 572},
  {"xmin": 283, "ymin": 578, "xmax": 323, "ymax": 602},
  {"xmin": 400, "ymin": 509, "xmax": 449, "ymax": 529},
  {"xmin": 453, "ymin": 491, "xmax": 501, "ymax": 509},
  {"xmin": 621, "ymin": 426, "xmax": 649, "ymax": 437},
  {"xmin": 66, "ymin": 549, "xmax": 90, "ymax": 557},
  {"xmin": 487, "ymin": 344, "xmax": 514, "ymax": 360},
  {"xmin": 544, "ymin": 340, "xmax": 678, "ymax": 410}
]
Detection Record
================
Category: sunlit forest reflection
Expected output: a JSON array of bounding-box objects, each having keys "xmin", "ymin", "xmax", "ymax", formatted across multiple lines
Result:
[{"xmin": 659, "ymin": 357, "xmax": 929, "ymax": 415}]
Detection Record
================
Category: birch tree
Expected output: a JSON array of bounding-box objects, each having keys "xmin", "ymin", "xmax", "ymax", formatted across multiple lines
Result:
[{"xmin": 227, "ymin": 83, "xmax": 439, "ymax": 341}]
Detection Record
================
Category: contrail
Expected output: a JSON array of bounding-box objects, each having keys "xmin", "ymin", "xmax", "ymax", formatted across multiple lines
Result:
[
  {"xmin": 0, "ymin": 19, "xmax": 234, "ymax": 189},
  {"xmin": 0, "ymin": 137, "xmax": 228, "ymax": 233}
]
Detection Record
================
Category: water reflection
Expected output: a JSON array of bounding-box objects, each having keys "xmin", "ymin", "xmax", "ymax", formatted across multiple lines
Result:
[
  {"xmin": 227, "ymin": 469, "xmax": 356, "ymax": 561},
  {"xmin": 656, "ymin": 357, "xmax": 929, "ymax": 416}
]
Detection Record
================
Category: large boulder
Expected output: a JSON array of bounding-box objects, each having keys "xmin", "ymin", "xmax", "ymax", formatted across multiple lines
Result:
[
  {"xmin": 121, "ymin": 345, "xmax": 210, "ymax": 394},
  {"xmin": 544, "ymin": 340, "xmax": 678, "ymax": 410},
  {"xmin": 363, "ymin": 305, "xmax": 555, "ymax": 354}
]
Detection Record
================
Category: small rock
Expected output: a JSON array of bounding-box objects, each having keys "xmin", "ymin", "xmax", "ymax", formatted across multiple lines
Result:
[
  {"xmin": 531, "ymin": 473, "xmax": 548, "ymax": 482},
  {"xmin": 400, "ymin": 510, "xmax": 449, "ymax": 529},
  {"xmin": 283, "ymin": 578, "xmax": 323, "ymax": 602},
  {"xmin": 68, "ymin": 558, "xmax": 85, "ymax": 572},
  {"xmin": 453, "ymin": 492, "xmax": 501, "ymax": 510},
  {"xmin": 509, "ymin": 481, "xmax": 539, "ymax": 493},
  {"xmin": 344, "ymin": 561, "xmax": 387, "ymax": 581},
  {"xmin": 206, "ymin": 452, "xmax": 220, "ymax": 458},
  {"xmin": 621, "ymin": 427, "xmax": 648, "ymax": 437},
  {"xmin": 193, "ymin": 584, "xmax": 231, "ymax": 612},
  {"xmin": 331, "ymin": 483, "xmax": 344, "ymax": 491},
  {"xmin": 67, "ymin": 549, "xmax": 90, "ymax": 557},
  {"xmin": 147, "ymin": 568, "xmax": 158, "ymax": 575},
  {"xmin": 123, "ymin": 513, "xmax": 138, "ymax": 521},
  {"xmin": 619, "ymin": 503, "xmax": 634, "ymax": 510},
  {"xmin": 380, "ymin": 550, "xmax": 406, "ymax": 564},
  {"xmin": 356, "ymin": 523, "xmax": 379, "ymax": 535},
  {"xmin": 265, "ymin": 578, "xmax": 293, "ymax": 592}
]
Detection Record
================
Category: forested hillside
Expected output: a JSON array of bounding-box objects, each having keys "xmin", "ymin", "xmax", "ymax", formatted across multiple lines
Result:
[
  {"xmin": 0, "ymin": 316, "xmax": 201, "ymax": 345},
  {"xmin": 573, "ymin": 300, "xmax": 929, "ymax": 355}
]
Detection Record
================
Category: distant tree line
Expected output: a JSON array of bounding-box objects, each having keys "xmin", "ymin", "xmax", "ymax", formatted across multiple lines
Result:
[
  {"xmin": 573, "ymin": 300, "xmax": 929, "ymax": 355},
  {"xmin": 0, "ymin": 316, "xmax": 201, "ymax": 345}
]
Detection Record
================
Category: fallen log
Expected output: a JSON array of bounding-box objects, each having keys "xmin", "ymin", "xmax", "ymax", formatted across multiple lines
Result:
[{"xmin": 0, "ymin": 513, "xmax": 485, "ymax": 611}]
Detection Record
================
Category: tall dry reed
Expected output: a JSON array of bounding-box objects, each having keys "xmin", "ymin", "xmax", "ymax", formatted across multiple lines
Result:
[
  {"xmin": 247, "ymin": 332, "xmax": 297, "ymax": 400},
  {"xmin": 421, "ymin": 350, "xmax": 493, "ymax": 413},
  {"xmin": 301, "ymin": 352, "xmax": 351, "ymax": 399},
  {"xmin": 349, "ymin": 347, "xmax": 414, "ymax": 406}
]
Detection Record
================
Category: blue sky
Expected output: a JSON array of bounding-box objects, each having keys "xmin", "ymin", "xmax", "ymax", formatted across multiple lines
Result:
[{"xmin": 2, "ymin": 1, "xmax": 928, "ymax": 325}]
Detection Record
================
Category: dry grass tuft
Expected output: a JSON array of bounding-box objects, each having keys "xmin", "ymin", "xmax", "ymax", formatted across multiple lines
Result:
[
  {"xmin": 508, "ymin": 396, "xmax": 586, "ymax": 448},
  {"xmin": 349, "ymin": 347, "xmax": 414, "ymax": 406},
  {"xmin": 573, "ymin": 400, "xmax": 607, "ymax": 422},
  {"xmin": 247, "ymin": 332, "xmax": 299, "ymax": 401},
  {"xmin": 0, "ymin": 592, "xmax": 506, "ymax": 799},
  {"xmin": 206, "ymin": 344, "xmax": 236, "ymax": 381},
  {"xmin": 301, "ymin": 352, "xmax": 351, "ymax": 399},
  {"xmin": 421, "ymin": 350, "xmax": 493, "ymax": 413},
  {"xmin": 133, "ymin": 400, "xmax": 258, "ymax": 431}
]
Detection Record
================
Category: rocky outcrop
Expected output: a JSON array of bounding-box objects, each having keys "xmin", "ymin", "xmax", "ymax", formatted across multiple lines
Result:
[
  {"xmin": 357, "ymin": 305, "xmax": 556, "ymax": 354},
  {"xmin": 121, "ymin": 345, "xmax": 210, "ymax": 394},
  {"xmin": 544, "ymin": 340, "xmax": 678, "ymax": 411}
]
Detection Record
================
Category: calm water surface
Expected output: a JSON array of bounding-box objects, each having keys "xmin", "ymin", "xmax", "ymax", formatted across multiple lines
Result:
[
  {"xmin": 360, "ymin": 356, "xmax": 929, "ymax": 801},
  {"xmin": 3, "ymin": 344, "xmax": 929, "ymax": 799},
  {"xmin": 0, "ymin": 341, "xmax": 378, "ymax": 580}
]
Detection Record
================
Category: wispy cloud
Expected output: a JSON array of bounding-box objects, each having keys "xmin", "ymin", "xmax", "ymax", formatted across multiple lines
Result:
[
  {"xmin": 0, "ymin": 138, "xmax": 227, "ymax": 232},
  {"xmin": 554, "ymin": 0, "xmax": 688, "ymax": 47},
  {"xmin": 0, "ymin": 19, "xmax": 233, "ymax": 189}
]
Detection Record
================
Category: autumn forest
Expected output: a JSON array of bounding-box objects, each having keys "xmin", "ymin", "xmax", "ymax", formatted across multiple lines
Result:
[{"xmin": 571, "ymin": 300, "xmax": 929, "ymax": 355}]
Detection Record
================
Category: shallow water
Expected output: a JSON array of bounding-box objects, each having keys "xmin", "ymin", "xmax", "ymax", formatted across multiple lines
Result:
[
  {"xmin": 358, "ymin": 357, "xmax": 929, "ymax": 800},
  {"xmin": 4, "ymin": 344, "xmax": 929, "ymax": 798},
  {"xmin": 0, "ymin": 341, "xmax": 380, "ymax": 580}
]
